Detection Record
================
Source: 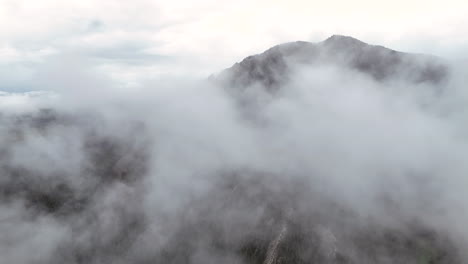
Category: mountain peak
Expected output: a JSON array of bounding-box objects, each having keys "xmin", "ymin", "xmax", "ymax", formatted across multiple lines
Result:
[
  {"xmin": 216, "ymin": 35, "xmax": 448, "ymax": 90},
  {"xmin": 323, "ymin": 34, "xmax": 368, "ymax": 47},
  {"xmin": 325, "ymin": 34, "xmax": 360, "ymax": 41}
]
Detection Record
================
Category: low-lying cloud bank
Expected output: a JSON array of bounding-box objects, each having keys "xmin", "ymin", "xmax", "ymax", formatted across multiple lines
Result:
[{"xmin": 1, "ymin": 38, "xmax": 468, "ymax": 263}]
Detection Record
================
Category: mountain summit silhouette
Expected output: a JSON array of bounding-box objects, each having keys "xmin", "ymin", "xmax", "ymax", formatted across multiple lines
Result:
[{"xmin": 217, "ymin": 35, "xmax": 448, "ymax": 91}]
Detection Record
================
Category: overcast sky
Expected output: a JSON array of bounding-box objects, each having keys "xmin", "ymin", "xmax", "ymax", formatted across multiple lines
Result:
[{"xmin": 1, "ymin": 0, "xmax": 468, "ymax": 90}]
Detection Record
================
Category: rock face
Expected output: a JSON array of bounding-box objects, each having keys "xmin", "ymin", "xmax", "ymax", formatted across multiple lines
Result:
[{"xmin": 216, "ymin": 35, "xmax": 448, "ymax": 92}]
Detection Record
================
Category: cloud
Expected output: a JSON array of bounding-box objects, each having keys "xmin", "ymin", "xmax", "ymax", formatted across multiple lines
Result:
[
  {"xmin": 0, "ymin": 39, "xmax": 467, "ymax": 262},
  {"xmin": 1, "ymin": 1, "xmax": 468, "ymax": 262}
]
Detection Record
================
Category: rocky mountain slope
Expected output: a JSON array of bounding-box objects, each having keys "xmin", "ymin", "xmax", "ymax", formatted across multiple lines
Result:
[{"xmin": 216, "ymin": 35, "xmax": 448, "ymax": 92}]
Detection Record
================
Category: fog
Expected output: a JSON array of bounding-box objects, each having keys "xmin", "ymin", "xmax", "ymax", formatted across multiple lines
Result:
[{"xmin": 1, "ymin": 42, "xmax": 468, "ymax": 263}]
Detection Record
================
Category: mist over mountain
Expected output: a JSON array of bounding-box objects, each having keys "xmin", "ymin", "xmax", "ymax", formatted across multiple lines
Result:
[
  {"xmin": 217, "ymin": 35, "xmax": 448, "ymax": 91},
  {"xmin": 1, "ymin": 35, "xmax": 468, "ymax": 264}
]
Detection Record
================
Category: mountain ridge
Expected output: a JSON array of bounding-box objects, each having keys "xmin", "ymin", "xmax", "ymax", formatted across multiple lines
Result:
[{"xmin": 216, "ymin": 35, "xmax": 449, "ymax": 91}]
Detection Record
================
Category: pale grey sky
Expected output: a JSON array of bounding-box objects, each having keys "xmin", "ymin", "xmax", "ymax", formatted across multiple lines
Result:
[{"xmin": 1, "ymin": 0, "xmax": 468, "ymax": 90}]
